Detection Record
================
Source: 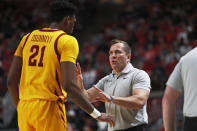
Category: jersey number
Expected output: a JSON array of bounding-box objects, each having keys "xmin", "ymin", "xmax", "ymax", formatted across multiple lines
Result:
[{"xmin": 29, "ymin": 45, "xmax": 46, "ymax": 67}]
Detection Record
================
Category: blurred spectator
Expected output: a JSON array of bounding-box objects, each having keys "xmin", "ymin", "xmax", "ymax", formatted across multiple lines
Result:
[{"xmin": 82, "ymin": 59, "xmax": 97, "ymax": 89}]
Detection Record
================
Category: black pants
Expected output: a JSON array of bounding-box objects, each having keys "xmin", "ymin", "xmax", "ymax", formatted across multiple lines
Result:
[
  {"xmin": 184, "ymin": 116, "xmax": 197, "ymax": 131},
  {"xmin": 115, "ymin": 124, "xmax": 148, "ymax": 131}
]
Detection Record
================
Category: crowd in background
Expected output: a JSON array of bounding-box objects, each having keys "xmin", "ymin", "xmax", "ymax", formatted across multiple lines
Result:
[{"xmin": 0, "ymin": 0, "xmax": 197, "ymax": 130}]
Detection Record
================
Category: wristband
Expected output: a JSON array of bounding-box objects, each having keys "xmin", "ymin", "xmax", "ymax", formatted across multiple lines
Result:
[{"xmin": 90, "ymin": 108, "xmax": 101, "ymax": 119}]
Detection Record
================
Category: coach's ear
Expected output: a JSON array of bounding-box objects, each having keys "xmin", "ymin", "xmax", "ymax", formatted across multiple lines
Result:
[{"xmin": 127, "ymin": 54, "xmax": 131, "ymax": 63}]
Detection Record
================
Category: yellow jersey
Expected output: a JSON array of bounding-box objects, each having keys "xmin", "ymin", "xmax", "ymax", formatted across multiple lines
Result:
[{"xmin": 14, "ymin": 28, "xmax": 79, "ymax": 101}]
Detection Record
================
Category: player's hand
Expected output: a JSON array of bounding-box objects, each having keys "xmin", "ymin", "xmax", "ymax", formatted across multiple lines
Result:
[
  {"xmin": 96, "ymin": 113, "xmax": 115, "ymax": 127},
  {"xmin": 76, "ymin": 62, "xmax": 84, "ymax": 91},
  {"xmin": 93, "ymin": 86, "xmax": 112, "ymax": 102}
]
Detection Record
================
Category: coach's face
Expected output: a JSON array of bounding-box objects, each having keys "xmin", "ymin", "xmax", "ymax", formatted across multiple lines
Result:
[{"xmin": 109, "ymin": 43, "xmax": 131, "ymax": 74}]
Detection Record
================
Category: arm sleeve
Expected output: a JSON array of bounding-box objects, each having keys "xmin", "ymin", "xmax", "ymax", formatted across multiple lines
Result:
[
  {"xmin": 133, "ymin": 70, "xmax": 151, "ymax": 92},
  {"xmin": 58, "ymin": 36, "xmax": 79, "ymax": 64},
  {"xmin": 166, "ymin": 61, "xmax": 183, "ymax": 93},
  {"xmin": 14, "ymin": 34, "xmax": 30, "ymax": 57}
]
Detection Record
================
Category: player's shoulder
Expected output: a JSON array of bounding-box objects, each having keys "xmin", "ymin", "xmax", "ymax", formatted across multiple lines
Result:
[
  {"xmin": 61, "ymin": 34, "xmax": 77, "ymax": 42},
  {"xmin": 18, "ymin": 31, "xmax": 33, "ymax": 43}
]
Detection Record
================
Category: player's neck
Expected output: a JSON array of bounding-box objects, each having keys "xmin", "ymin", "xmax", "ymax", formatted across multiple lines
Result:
[{"xmin": 49, "ymin": 22, "xmax": 62, "ymax": 30}]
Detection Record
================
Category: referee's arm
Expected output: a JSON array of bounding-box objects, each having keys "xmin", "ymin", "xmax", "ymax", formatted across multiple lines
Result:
[{"xmin": 162, "ymin": 86, "xmax": 181, "ymax": 131}]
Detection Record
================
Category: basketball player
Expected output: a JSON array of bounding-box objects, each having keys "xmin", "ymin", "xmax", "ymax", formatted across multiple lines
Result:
[{"xmin": 7, "ymin": 0, "xmax": 114, "ymax": 130}]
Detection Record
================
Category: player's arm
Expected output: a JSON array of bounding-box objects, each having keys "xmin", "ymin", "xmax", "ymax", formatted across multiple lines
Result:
[
  {"xmin": 75, "ymin": 63, "xmax": 88, "ymax": 97},
  {"xmin": 60, "ymin": 37, "xmax": 114, "ymax": 126},
  {"xmin": 76, "ymin": 63, "xmax": 102, "ymax": 102},
  {"xmin": 162, "ymin": 86, "xmax": 181, "ymax": 131},
  {"xmin": 7, "ymin": 56, "xmax": 22, "ymax": 107},
  {"xmin": 61, "ymin": 61, "xmax": 95, "ymax": 113},
  {"xmin": 61, "ymin": 61, "xmax": 114, "ymax": 127}
]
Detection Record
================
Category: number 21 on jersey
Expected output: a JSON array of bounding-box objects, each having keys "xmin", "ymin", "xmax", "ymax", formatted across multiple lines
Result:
[{"xmin": 29, "ymin": 45, "xmax": 46, "ymax": 67}]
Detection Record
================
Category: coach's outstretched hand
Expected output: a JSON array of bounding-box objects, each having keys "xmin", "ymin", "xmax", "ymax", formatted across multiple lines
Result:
[
  {"xmin": 93, "ymin": 86, "xmax": 112, "ymax": 102},
  {"xmin": 96, "ymin": 113, "xmax": 115, "ymax": 127}
]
